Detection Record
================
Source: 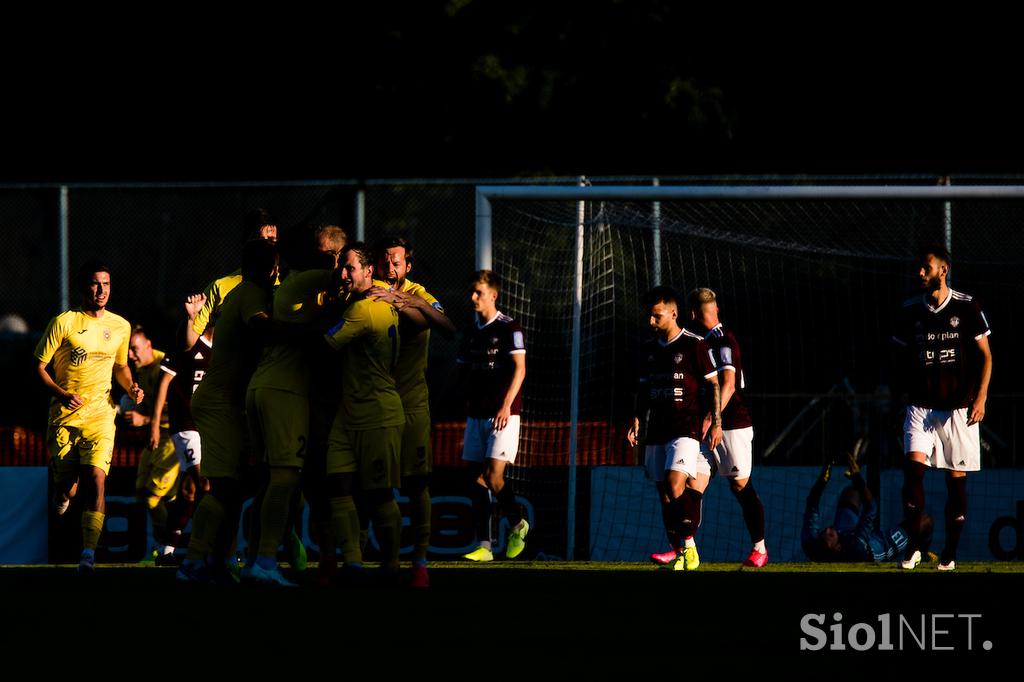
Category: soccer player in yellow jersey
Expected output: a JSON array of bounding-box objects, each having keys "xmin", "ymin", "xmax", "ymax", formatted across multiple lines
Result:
[
  {"xmin": 33, "ymin": 260, "xmax": 143, "ymax": 576},
  {"xmin": 243, "ymin": 230, "xmax": 342, "ymax": 586},
  {"xmin": 369, "ymin": 236, "xmax": 455, "ymax": 588},
  {"xmin": 324, "ymin": 242, "xmax": 404, "ymax": 581},
  {"xmin": 185, "ymin": 208, "xmax": 278, "ymax": 349},
  {"xmin": 177, "ymin": 240, "xmax": 279, "ymax": 585},
  {"xmin": 126, "ymin": 325, "xmax": 181, "ymax": 564}
]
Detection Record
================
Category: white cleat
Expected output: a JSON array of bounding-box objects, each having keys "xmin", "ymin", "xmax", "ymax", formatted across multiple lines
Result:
[
  {"xmin": 899, "ymin": 550, "xmax": 922, "ymax": 570},
  {"xmin": 937, "ymin": 560, "xmax": 956, "ymax": 571}
]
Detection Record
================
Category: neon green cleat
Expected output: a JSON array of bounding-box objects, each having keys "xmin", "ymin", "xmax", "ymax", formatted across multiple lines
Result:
[
  {"xmin": 672, "ymin": 544, "xmax": 700, "ymax": 571},
  {"xmin": 463, "ymin": 546, "xmax": 494, "ymax": 562},
  {"xmin": 288, "ymin": 531, "xmax": 308, "ymax": 572},
  {"xmin": 506, "ymin": 520, "xmax": 530, "ymax": 559}
]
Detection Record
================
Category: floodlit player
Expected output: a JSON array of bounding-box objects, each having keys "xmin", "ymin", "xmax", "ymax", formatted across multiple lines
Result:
[
  {"xmin": 627, "ymin": 286, "xmax": 722, "ymax": 571},
  {"xmin": 126, "ymin": 325, "xmax": 181, "ymax": 564},
  {"xmin": 894, "ymin": 245, "xmax": 992, "ymax": 571},
  {"xmin": 685, "ymin": 288, "xmax": 768, "ymax": 568},
  {"xmin": 458, "ymin": 270, "xmax": 529, "ymax": 562},
  {"xmin": 323, "ymin": 242, "xmax": 405, "ymax": 580},
  {"xmin": 34, "ymin": 260, "xmax": 143, "ymax": 576},
  {"xmin": 368, "ymin": 236, "xmax": 456, "ymax": 587}
]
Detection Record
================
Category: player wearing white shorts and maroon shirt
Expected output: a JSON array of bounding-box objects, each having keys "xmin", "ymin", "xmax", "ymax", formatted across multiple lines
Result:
[
  {"xmin": 688, "ymin": 287, "xmax": 768, "ymax": 568},
  {"xmin": 150, "ymin": 322, "xmax": 213, "ymax": 555},
  {"xmin": 458, "ymin": 270, "xmax": 529, "ymax": 562},
  {"xmin": 627, "ymin": 286, "xmax": 723, "ymax": 572},
  {"xmin": 894, "ymin": 246, "xmax": 992, "ymax": 571}
]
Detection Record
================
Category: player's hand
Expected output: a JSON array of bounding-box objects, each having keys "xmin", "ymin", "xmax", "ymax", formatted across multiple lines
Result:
[
  {"xmin": 968, "ymin": 397, "xmax": 986, "ymax": 425},
  {"xmin": 184, "ymin": 293, "xmax": 207, "ymax": 320},
  {"xmin": 493, "ymin": 406, "xmax": 512, "ymax": 432},
  {"xmin": 61, "ymin": 393, "xmax": 86, "ymax": 410},
  {"xmin": 707, "ymin": 424, "xmax": 724, "ymax": 450},
  {"xmin": 626, "ymin": 418, "xmax": 640, "ymax": 447},
  {"xmin": 147, "ymin": 423, "xmax": 161, "ymax": 450},
  {"xmin": 844, "ymin": 448, "xmax": 861, "ymax": 478},
  {"xmin": 129, "ymin": 382, "xmax": 144, "ymax": 404}
]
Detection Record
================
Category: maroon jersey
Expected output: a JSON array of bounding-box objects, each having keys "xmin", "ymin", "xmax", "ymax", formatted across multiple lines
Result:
[
  {"xmin": 893, "ymin": 290, "xmax": 990, "ymax": 410},
  {"xmin": 698, "ymin": 323, "xmax": 753, "ymax": 430},
  {"xmin": 158, "ymin": 336, "xmax": 212, "ymax": 433},
  {"xmin": 456, "ymin": 312, "xmax": 526, "ymax": 419},
  {"xmin": 638, "ymin": 328, "xmax": 718, "ymax": 444}
]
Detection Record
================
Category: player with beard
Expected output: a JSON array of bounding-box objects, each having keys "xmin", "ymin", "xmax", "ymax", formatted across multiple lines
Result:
[{"xmin": 894, "ymin": 245, "xmax": 992, "ymax": 571}]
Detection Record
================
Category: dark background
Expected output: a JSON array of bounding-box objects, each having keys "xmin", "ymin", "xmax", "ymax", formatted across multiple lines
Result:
[{"xmin": 3, "ymin": 3, "xmax": 1021, "ymax": 182}]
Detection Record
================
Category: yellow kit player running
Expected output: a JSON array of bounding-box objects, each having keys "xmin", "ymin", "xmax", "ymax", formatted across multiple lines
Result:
[
  {"xmin": 244, "ymin": 239, "xmax": 340, "ymax": 587},
  {"xmin": 34, "ymin": 260, "xmax": 143, "ymax": 576},
  {"xmin": 369, "ymin": 236, "xmax": 455, "ymax": 588},
  {"xmin": 324, "ymin": 242, "xmax": 405, "ymax": 581},
  {"xmin": 126, "ymin": 325, "xmax": 181, "ymax": 564},
  {"xmin": 177, "ymin": 240, "xmax": 278, "ymax": 585}
]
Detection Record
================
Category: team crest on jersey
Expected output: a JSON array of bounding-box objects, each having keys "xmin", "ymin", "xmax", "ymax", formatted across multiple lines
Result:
[
  {"xmin": 491, "ymin": 337, "xmax": 499, "ymax": 345},
  {"xmin": 103, "ymin": 328, "xmax": 111, "ymax": 341},
  {"xmin": 950, "ymin": 316, "xmax": 960, "ymax": 328},
  {"xmin": 673, "ymin": 353, "xmax": 684, "ymax": 364},
  {"xmin": 70, "ymin": 347, "xmax": 87, "ymax": 366}
]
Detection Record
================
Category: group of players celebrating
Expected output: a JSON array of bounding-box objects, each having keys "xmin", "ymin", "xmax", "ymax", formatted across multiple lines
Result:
[
  {"xmin": 33, "ymin": 209, "xmax": 530, "ymax": 587},
  {"xmin": 33, "ymin": 211, "xmax": 991, "ymax": 579}
]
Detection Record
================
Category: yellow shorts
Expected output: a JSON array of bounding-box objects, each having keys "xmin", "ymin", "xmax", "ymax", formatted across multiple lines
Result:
[
  {"xmin": 192, "ymin": 394, "xmax": 247, "ymax": 480},
  {"xmin": 401, "ymin": 410, "xmax": 432, "ymax": 477},
  {"xmin": 326, "ymin": 425, "xmax": 402, "ymax": 491},
  {"xmin": 47, "ymin": 420, "xmax": 115, "ymax": 480},
  {"xmin": 246, "ymin": 388, "xmax": 308, "ymax": 469},
  {"xmin": 134, "ymin": 432, "xmax": 180, "ymax": 499}
]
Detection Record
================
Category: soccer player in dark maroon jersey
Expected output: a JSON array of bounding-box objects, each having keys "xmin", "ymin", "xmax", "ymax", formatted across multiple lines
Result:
[
  {"xmin": 894, "ymin": 245, "xmax": 992, "ymax": 571},
  {"xmin": 627, "ymin": 286, "xmax": 723, "ymax": 571},
  {"xmin": 686, "ymin": 288, "xmax": 768, "ymax": 567},
  {"xmin": 457, "ymin": 270, "xmax": 529, "ymax": 561},
  {"xmin": 149, "ymin": 315, "xmax": 214, "ymax": 560}
]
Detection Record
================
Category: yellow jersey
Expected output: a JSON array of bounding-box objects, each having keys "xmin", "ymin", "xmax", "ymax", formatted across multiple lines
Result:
[
  {"xmin": 34, "ymin": 308, "xmax": 131, "ymax": 428},
  {"xmin": 191, "ymin": 270, "xmax": 243, "ymax": 336},
  {"xmin": 248, "ymin": 269, "xmax": 333, "ymax": 395},
  {"xmin": 192, "ymin": 281, "xmax": 271, "ymax": 407},
  {"xmin": 324, "ymin": 293, "xmax": 403, "ymax": 431},
  {"xmin": 133, "ymin": 349, "xmax": 170, "ymax": 428},
  {"xmin": 394, "ymin": 279, "xmax": 441, "ymax": 412}
]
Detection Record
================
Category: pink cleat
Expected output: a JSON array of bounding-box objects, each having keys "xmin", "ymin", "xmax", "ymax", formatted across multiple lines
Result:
[
  {"xmin": 650, "ymin": 548, "xmax": 679, "ymax": 565},
  {"xmin": 742, "ymin": 549, "xmax": 768, "ymax": 567}
]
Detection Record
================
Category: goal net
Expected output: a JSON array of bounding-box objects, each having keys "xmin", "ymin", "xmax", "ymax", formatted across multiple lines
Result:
[{"xmin": 481, "ymin": 184, "xmax": 1024, "ymax": 561}]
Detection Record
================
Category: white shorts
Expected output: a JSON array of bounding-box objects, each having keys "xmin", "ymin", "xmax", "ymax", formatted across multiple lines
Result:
[
  {"xmin": 462, "ymin": 416, "xmax": 521, "ymax": 464},
  {"xmin": 645, "ymin": 437, "xmax": 711, "ymax": 481},
  {"xmin": 701, "ymin": 426, "xmax": 754, "ymax": 479},
  {"xmin": 903, "ymin": 405, "xmax": 980, "ymax": 472},
  {"xmin": 171, "ymin": 430, "xmax": 202, "ymax": 471}
]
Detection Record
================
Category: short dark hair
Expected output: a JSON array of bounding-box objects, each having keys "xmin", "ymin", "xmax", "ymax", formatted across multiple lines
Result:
[
  {"xmin": 922, "ymin": 243, "xmax": 952, "ymax": 267},
  {"xmin": 341, "ymin": 241, "xmax": 374, "ymax": 270},
  {"xmin": 130, "ymin": 324, "xmax": 149, "ymax": 339},
  {"xmin": 644, "ymin": 285, "xmax": 680, "ymax": 309},
  {"xmin": 375, "ymin": 235, "xmax": 413, "ymax": 264},
  {"xmin": 241, "ymin": 238, "xmax": 279, "ymax": 281},
  {"xmin": 76, "ymin": 259, "xmax": 112, "ymax": 293},
  {"xmin": 242, "ymin": 207, "xmax": 277, "ymax": 242},
  {"xmin": 469, "ymin": 269, "xmax": 500, "ymax": 294}
]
